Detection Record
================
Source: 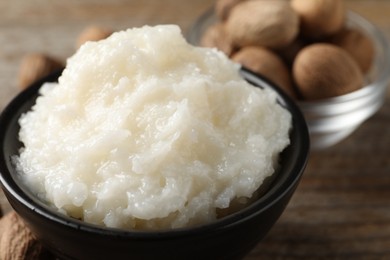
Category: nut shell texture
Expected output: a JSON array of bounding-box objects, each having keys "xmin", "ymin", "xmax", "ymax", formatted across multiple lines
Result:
[
  {"xmin": 0, "ymin": 211, "xmax": 50, "ymax": 260},
  {"xmin": 293, "ymin": 43, "xmax": 363, "ymax": 100},
  {"xmin": 232, "ymin": 46, "xmax": 296, "ymax": 97},
  {"xmin": 226, "ymin": 0, "xmax": 299, "ymax": 49}
]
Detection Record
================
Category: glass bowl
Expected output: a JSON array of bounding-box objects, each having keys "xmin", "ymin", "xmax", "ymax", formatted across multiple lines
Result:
[
  {"xmin": 187, "ymin": 9, "xmax": 390, "ymax": 150},
  {"xmin": 0, "ymin": 69, "xmax": 309, "ymax": 260}
]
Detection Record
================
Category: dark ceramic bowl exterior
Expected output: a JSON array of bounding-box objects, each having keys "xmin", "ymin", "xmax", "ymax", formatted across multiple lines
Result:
[{"xmin": 0, "ymin": 69, "xmax": 309, "ymax": 260}]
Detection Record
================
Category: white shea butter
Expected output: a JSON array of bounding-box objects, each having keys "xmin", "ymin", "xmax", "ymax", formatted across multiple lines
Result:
[{"xmin": 16, "ymin": 25, "xmax": 292, "ymax": 230}]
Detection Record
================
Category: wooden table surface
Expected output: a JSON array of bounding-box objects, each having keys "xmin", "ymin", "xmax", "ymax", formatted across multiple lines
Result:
[{"xmin": 1, "ymin": 0, "xmax": 389, "ymax": 259}]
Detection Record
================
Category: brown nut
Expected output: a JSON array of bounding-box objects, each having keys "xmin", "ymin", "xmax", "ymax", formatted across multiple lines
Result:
[
  {"xmin": 18, "ymin": 53, "xmax": 64, "ymax": 90},
  {"xmin": 291, "ymin": 0, "xmax": 345, "ymax": 39},
  {"xmin": 232, "ymin": 46, "xmax": 296, "ymax": 98},
  {"xmin": 0, "ymin": 211, "xmax": 53, "ymax": 260},
  {"xmin": 0, "ymin": 211, "xmax": 4, "ymax": 237},
  {"xmin": 76, "ymin": 25, "xmax": 113, "ymax": 49},
  {"xmin": 200, "ymin": 23, "xmax": 235, "ymax": 56},
  {"xmin": 225, "ymin": 0, "xmax": 299, "ymax": 49},
  {"xmin": 329, "ymin": 27, "xmax": 375, "ymax": 74},
  {"xmin": 215, "ymin": 0, "xmax": 245, "ymax": 21},
  {"xmin": 293, "ymin": 43, "xmax": 364, "ymax": 100}
]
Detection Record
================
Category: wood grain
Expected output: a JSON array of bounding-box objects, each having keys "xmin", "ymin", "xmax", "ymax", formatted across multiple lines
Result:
[{"xmin": 1, "ymin": 1, "xmax": 389, "ymax": 259}]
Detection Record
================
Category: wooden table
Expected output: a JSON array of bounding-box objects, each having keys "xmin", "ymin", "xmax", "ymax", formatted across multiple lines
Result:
[{"xmin": 1, "ymin": 0, "xmax": 389, "ymax": 259}]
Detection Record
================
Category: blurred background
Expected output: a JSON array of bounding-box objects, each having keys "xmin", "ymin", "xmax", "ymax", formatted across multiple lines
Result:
[{"xmin": 1, "ymin": 0, "xmax": 390, "ymax": 259}]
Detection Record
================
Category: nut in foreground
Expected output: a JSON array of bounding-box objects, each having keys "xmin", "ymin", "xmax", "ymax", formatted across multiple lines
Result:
[
  {"xmin": 18, "ymin": 53, "xmax": 63, "ymax": 90},
  {"xmin": 0, "ymin": 211, "xmax": 53, "ymax": 260}
]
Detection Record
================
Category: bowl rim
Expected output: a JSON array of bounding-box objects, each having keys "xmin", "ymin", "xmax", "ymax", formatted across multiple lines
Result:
[{"xmin": 0, "ymin": 68, "xmax": 309, "ymax": 238}]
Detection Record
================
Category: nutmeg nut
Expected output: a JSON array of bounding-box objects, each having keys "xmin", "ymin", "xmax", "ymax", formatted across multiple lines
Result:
[
  {"xmin": 225, "ymin": 0, "xmax": 299, "ymax": 49},
  {"xmin": 293, "ymin": 43, "xmax": 364, "ymax": 100},
  {"xmin": 232, "ymin": 46, "xmax": 296, "ymax": 98},
  {"xmin": 76, "ymin": 25, "xmax": 113, "ymax": 49},
  {"xmin": 329, "ymin": 27, "xmax": 375, "ymax": 74},
  {"xmin": 18, "ymin": 53, "xmax": 64, "ymax": 90},
  {"xmin": 200, "ymin": 23, "xmax": 235, "ymax": 56},
  {"xmin": 0, "ymin": 211, "xmax": 53, "ymax": 260},
  {"xmin": 291, "ymin": 0, "xmax": 345, "ymax": 39},
  {"xmin": 0, "ymin": 211, "xmax": 5, "ymax": 238}
]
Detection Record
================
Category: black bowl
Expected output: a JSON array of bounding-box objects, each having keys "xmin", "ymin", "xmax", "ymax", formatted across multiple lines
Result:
[{"xmin": 0, "ymin": 68, "xmax": 309, "ymax": 260}]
